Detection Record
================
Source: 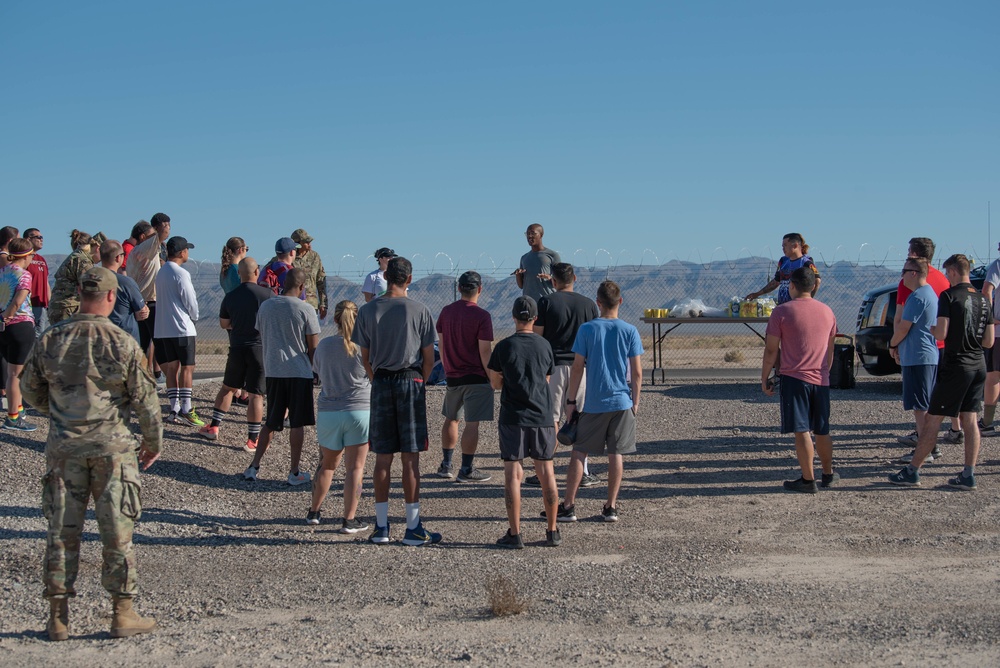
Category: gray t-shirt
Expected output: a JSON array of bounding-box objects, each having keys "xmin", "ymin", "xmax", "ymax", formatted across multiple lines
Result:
[
  {"xmin": 352, "ymin": 296, "xmax": 435, "ymax": 372},
  {"xmin": 985, "ymin": 258, "xmax": 1000, "ymax": 322},
  {"xmin": 256, "ymin": 296, "xmax": 321, "ymax": 378},
  {"xmin": 314, "ymin": 335, "xmax": 371, "ymax": 412},
  {"xmin": 519, "ymin": 248, "xmax": 561, "ymax": 301}
]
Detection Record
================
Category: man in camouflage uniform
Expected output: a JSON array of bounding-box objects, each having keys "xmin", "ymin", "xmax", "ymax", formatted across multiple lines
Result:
[
  {"xmin": 291, "ymin": 228, "xmax": 328, "ymax": 320},
  {"xmin": 20, "ymin": 266, "xmax": 162, "ymax": 641}
]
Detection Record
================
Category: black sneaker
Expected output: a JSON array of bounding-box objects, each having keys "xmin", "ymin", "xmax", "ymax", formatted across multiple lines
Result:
[
  {"xmin": 456, "ymin": 467, "xmax": 491, "ymax": 483},
  {"xmin": 341, "ymin": 517, "xmax": 369, "ymax": 534},
  {"xmin": 579, "ymin": 473, "xmax": 600, "ymax": 488},
  {"xmin": 306, "ymin": 510, "xmax": 321, "ymax": 525},
  {"xmin": 496, "ymin": 530, "xmax": 524, "ymax": 549},
  {"xmin": 601, "ymin": 505, "xmax": 619, "ymax": 522},
  {"xmin": 820, "ymin": 471, "xmax": 841, "ymax": 488},
  {"xmin": 524, "ymin": 475, "xmax": 542, "ymax": 487},
  {"xmin": 432, "ymin": 462, "xmax": 454, "ymax": 479},
  {"xmin": 540, "ymin": 502, "xmax": 577, "ymax": 523},
  {"xmin": 545, "ymin": 529, "xmax": 562, "ymax": 547},
  {"xmin": 782, "ymin": 477, "xmax": 818, "ymax": 494},
  {"xmin": 978, "ymin": 419, "xmax": 994, "ymax": 433}
]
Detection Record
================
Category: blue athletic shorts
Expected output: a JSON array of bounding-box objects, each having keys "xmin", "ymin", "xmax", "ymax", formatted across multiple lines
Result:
[
  {"xmin": 317, "ymin": 410, "xmax": 370, "ymax": 451},
  {"xmin": 901, "ymin": 364, "xmax": 936, "ymax": 412},
  {"xmin": 779, "ymin": 375, "xmax": 830, "ymax": 435}
]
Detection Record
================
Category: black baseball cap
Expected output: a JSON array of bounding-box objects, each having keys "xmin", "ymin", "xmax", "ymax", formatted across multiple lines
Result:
[
  {"xmin": 166, "ymin": 236, "xmax": 194, "ymax": 256},
  {"xmin": 374, "ymin": 247, "xmax": 396, "ymax": 259},
  {"xmin": 458, "ymin": 271, "xmax": 481, "ymax": 290},
  {"xmin": 512, "ymin": 296, "xmax": 538, "ymax": 321}
]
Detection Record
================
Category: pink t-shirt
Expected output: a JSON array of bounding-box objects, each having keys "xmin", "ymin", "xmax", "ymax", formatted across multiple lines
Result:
[{"xmin": 765, "ymin": 297, "xmax": 837, "ymax": 386}]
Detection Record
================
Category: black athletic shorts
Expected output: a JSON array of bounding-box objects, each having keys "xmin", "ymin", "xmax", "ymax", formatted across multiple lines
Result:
[
  {"xmin": 929, "ymin": 363, "xmax": 986, "ymax": 417},
  {"xmin": 369, "ymin": 369, "xmax": 428, "ymax": 455},
  {"xmin": 0, "ymin": 321, "xmax": 35, "ymax": 365},
  {"xmin": 223, "ymin": 345, "xmax": 264, "ymax": 395},
  {"xmin": 264, "ymin": 376, "xmax": 316, "ymax": 431},
  {"xmin": 498, "ymin": 424, "xmax": 556, "ymax": 462},
  {"xmin": 153, "ymin": 335, "xmax": 196, "ymax": 366},
  {"xmin": 139, "ymin": 302, "xmax": 156, "ymax": 352}
]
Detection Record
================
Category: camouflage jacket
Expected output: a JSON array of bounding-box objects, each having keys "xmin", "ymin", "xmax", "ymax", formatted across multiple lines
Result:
[
  {"xmin": 49, "ymin": 249, "xmax": 94, "ymax": 314},
  {"xmin": 293, "ymin": 250, "xmax": 327, "ymax": 311},
  {"xmin": 20, "ymin": 313, "xmax": 163, "ymax": 458}
]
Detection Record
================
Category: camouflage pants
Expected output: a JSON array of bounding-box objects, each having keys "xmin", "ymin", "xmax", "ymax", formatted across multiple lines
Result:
[{"xmin": 41, "ymin": 452, "xmax": 143, "ymax": 599}]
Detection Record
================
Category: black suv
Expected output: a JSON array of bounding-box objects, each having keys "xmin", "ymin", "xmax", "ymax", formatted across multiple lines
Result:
[{"xmin": 855, "ymin": 266, "xmax": 987, "ymax": 375}]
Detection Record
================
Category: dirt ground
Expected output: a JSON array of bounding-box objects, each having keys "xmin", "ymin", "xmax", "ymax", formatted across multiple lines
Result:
[{"xmin": 1, "ymin": 376, "xmax": 998, "ymax": 667}]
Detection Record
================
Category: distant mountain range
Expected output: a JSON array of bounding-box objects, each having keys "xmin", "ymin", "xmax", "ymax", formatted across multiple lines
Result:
[{"xmin": 41, "ymin": 255, "xmax": 899, "ymax": 340}]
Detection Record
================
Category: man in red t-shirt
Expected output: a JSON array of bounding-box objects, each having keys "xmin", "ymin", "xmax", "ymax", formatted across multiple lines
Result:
[
  {"xmin": 23, "ymin": 228, "xmax": 49, "ymax": 336},
  {"xmin": 432, "ymin": 271, "xmax": 495, "ymax": 482},
  {"xmin": 893, "ymin": 237, "xmax": 962, "ymax": 445}
]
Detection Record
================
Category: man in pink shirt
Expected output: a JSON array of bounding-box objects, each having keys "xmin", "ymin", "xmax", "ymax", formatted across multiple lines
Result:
[{"xmin": 762, "ymin": 267, "xmax": 839, "ymax": 493}]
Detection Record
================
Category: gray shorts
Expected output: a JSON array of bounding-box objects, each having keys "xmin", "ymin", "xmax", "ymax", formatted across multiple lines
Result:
[
  {"xmin": 441, "ymin": 383, "xmax": 495, "ymax": 422},
  {"xmin": 574, "ymin": 409, "xmax": 637, "ymax": 456},
  {"xmin": 548, "ymin": 365, "xmax": 586, "ymax": 425}
]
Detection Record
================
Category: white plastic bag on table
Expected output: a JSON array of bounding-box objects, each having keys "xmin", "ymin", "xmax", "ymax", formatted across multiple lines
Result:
[{"xmin": 669, "ymin": 298, "xmax": 709, "ymax": 318}]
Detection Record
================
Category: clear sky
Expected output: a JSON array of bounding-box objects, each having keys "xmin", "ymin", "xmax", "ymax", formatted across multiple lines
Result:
[{"xmin": 2, "ymin": 1, "xmax": 997, "ymax": 276}]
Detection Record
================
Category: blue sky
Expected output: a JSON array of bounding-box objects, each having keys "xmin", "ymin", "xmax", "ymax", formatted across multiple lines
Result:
[{"xmin": 2, "ymin": 1, "xmax": 997, "ymax": 276}]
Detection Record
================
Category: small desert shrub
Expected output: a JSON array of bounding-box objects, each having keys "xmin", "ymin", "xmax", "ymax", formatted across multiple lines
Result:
[
  {"xmin": 487, "ymin": 575, "xmax": 528, "ymax": 617},
  {"xmin": 723, "ymin": 349, "xmax": 745, "ymax": 363}
]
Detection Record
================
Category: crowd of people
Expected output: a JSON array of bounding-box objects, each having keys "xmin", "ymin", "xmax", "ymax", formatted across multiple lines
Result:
[{"xmin": 1, "ymin": 219, "xmax": 996, "ymax": 640}]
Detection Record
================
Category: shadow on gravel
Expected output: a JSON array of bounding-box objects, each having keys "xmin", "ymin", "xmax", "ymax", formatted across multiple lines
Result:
[
  {"xmin": 145, "ymin": 460, "xmax": 309, "ymax": 493},
  {"xmin": 1, "ymin": 432, "xmax": 45, "ymax": 454},
  {"xmin": 651, "ymin": 380, "xmax": 902, "ymax": 402}
]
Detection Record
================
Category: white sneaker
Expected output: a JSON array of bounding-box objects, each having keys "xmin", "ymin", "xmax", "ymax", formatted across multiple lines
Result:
[
  {"xmin": 287, "ymin": 470, "xmax": 311, "ymax": 486},
  {"xmin": 243, "ymin": 465, "xmax": 258, "ymax": 481}
]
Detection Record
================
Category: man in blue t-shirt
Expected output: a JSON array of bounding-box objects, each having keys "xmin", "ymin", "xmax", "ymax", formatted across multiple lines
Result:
[
  {"xmin": 547, "ymin": 280, "xmax": 643, "ymax": 524},
  {"xmin": 889, "ymin": 258, "xmax": 940, "ymax": 463}
]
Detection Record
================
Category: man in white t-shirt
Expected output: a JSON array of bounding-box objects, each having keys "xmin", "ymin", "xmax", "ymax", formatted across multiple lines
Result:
[
  {"xmin": 362, "ymin": 247, "xmax": 396, "ymax": 302},
  {"xmin": 153, "ymin": 236, "xmax": 202, "ymax": 427}
]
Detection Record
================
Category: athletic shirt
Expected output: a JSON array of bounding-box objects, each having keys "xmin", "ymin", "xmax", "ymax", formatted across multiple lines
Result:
[
  {"xmin": 897, "ymin": 265, "xmax": 950, "ymax": 350},
  {"xmin": 773, "ymin": 255, "xmax": 819, "ymax": 305},
  {"xmin": 938, "ymin": 282, "xmax": 991, "ymax": 369},
  {"xmin": 0, "ymin": 264, "xmax": 33, "ymax": 325}
]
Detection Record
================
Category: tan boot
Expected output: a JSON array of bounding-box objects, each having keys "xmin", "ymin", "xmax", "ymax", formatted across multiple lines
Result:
[
  {"xmin": 47, "ymin": 598, "xmax": 69, "ymax": 641},
  {"xmin": 110, "ymin": 596, "xmax": 157, "ymax": 638}
]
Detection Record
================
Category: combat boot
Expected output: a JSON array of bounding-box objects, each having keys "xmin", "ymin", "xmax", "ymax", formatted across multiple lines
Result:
[
  {"xmin": 47, "ymin": 598, "xmax": 69, "ymax": 641},
  {"xmin": 110, "ymin": 596, "xmax": 157, "ymax": 638}
]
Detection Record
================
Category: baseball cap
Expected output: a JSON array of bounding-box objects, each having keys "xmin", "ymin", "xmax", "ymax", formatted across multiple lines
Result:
[
  {"xmin": 275, "ymin": 237, "xmax": 300, "ymax": 254},
  {"xmin": 458, "ymin": 271, "xmax": 482, "ymax": 290},
  {"xmin": 291, "ymin": 228, "xmax": 314, "ymax": 244},
  {"xmin": 512, "ymin": 296, "xmax": 538, "ymax": 321},
  {"xmin": 374, "ymin": 247, "xmax": 396, "ymax": 259},
  {"xmin": 166, "ymin": 236, "xmax": 195, "ymax": 256},
  {"xmin": 78, "ymin": 266, "xmax": 119, "ymax": 294}
]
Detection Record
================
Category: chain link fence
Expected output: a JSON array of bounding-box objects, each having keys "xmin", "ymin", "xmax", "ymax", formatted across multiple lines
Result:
[{"xmin": 173, "ymin": 255, "xmax": 905, "ymax": 377}]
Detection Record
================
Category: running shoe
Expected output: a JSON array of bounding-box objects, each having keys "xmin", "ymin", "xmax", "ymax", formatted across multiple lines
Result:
[
  {"xmin": 524, "ymin": 475, "xmax": 542, "ymax": 487},
  {"xmin": 433, "ymin": 462, "xmax": 454, "ymax": 479},
  {"xmin": 782, "ymin": 477, "xmax": 818, "ymax": 494},
  {"xmin": 888, "ymin": 467, "xmax": 920, "ymax": 487},
  {"xmin": 401, "ymin": 522, "xmax": 442, "ymax": 546},
  {"xmin": 540, "ymin": 502, "xmax": 577, "ymax": 523},
  {"xmin": 287, "ymin": 470, "xmax": 311, "ymax": 486},
  {"xmin": 306, "ymin": 510, "xmax": 321, "ymax": 525},
  {"xmin": 198, "ymin": 425, "xmax": 219, "ymax": 441},
  {"xmin": 370, "ymin": 523, "xmax": 390, "ymax": 545},
  {"xmin": 456, "ymin": 467, "xmax": 491, "ymax": 483},
  {"xmin": 978, "ymin": 419, "xmax": 994, "ymax": 433},
  {"xmin": 177, "ymin": 410, "xmax": 205, "ymax": 428},
  {"xmin": 820, "ymin": 471, "xmax": 841, "ymax": 488},
  {"xmin": 579, "ymin": 473, "xmax": 600, "ymax": 488},
  {"xmin": 3, "ymin": 415, "xmax": 37, "ymax": 432},
  {"xmin": 897, "ymin": 448, "xmax": 941, "ymax": 464},
  {"xmin": 243, "ymin": 465, "xmax": 258, "ymax": 481},
  {"xmin": 243, "ymin": 439, "xmax": 257, "ymax": 453},
  {"xmin": 941, "ymin": 429, "xmax": 964, "ymax": 444},
  {"xmin": 896, "ymin": 431, "xmax": 919, "ymax": 447},
  {"xmin": 947, "ymin": 472, "xmax": 977, "ymax": 491},
  {"xmin": 601, "ymin": 505, "xmax": 619, "ymax": 522},
  {"xmin": 166, "ymin": 411, "xmax": 180, "ymax": 424},
  {"xmin": 545, "ymin": 529, "xmax": 562, "ymax": 547},
  {"xmin": 496, "ymin": 530, "xmax": 524, "ymax": 550},
  {"xmin": 234, "ymin": 394, "xmax": 250, "ymax": 406},
  {"xmin": 341, "ymin": 518, "xmax": 369, "ymax": 534}
]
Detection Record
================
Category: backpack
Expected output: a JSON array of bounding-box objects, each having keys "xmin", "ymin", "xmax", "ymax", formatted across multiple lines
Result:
[
  {"xmin": 830, "ymin": 334, "xmax": 856, "ymax": 390},
  {"xmin": 258, "ymin": 261, "xmax": 289, "ymax": 295}
]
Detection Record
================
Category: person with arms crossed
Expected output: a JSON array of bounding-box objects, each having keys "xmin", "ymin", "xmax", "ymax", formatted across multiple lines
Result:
[
  {"xmin": 488, "ymin": 296, "xmax": 562, "ymax": 549},
  {"xmin": 21, "ymin": 266, "xmax": 162, "ymax": 640},
  {"xmin": 243, "ymin": 268, "xmax": 320, "ymax": 485},
  {"xmin": 24, "ymin": 228, "xmax": 49, "ymax": 336},
  {"xmin": 549, "ymin": 281, "xmax": 643, "ymax": 521},
  {"xmin": 352, "ymin": 256, "xmax": 441, "ymax": 546},
  {"xmin": 889, "ymin": 254, "xmax": 993, "ymax": 490},
  {"xmin": 432, "ymin": 270, "xmax": 494, "ymax": 483}
]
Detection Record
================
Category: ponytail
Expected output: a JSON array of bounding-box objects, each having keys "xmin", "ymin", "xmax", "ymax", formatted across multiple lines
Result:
[{"xmin": 334, "ymin": 300, "xmax": 359, "ymax": 356}]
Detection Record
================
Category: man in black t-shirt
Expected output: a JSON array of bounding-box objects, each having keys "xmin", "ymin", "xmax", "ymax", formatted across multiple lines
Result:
[
  {"xmin": 890, "ymin": 254, "xmax": 994, "ymax": 491},
  {"xmin": 530, "ymin": 262, "xmax": 600, "ymax": 489},
  {"xmin": 488, "ymin": 296, "xmax": 562, "ymax": 549},
  {"xmin": 198, "ymin": 258, "xmax": 272, "ymax": 451}
]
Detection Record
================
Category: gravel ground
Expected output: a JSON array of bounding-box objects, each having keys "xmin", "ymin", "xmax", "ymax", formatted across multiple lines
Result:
[{"xmin": 2, "ymin": 376, "xmax": 999, "ymax": 667}]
